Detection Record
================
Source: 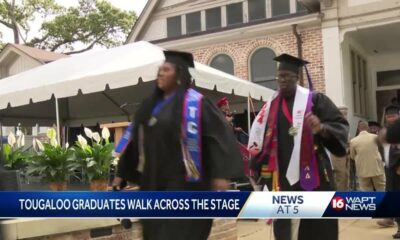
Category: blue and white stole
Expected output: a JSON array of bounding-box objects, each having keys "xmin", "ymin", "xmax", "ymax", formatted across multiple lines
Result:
[
  {"xmin": 115, "ymin": 88, "xmax": 204, "ymax": 182},
  {"xmin": 115, "ymin": 123, "xmax": 134, "ymax": 154},
  {"xmin": 181, "ymin": 89, "xmax": 203, "ymax": 182}
]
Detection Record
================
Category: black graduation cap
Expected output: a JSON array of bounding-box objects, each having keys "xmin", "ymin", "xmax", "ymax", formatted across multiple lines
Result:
[
  {"xmin": 384, "ymin": 104, "xmax": 400, "ymax": 115},
  {"xmin": 164, "ymin": 50, "xmax": 195, "ymax": 68},
  {"xmin": 273, "ymin": 53, "xmax": 313, "ymax": 90},
  {"xmin": 273, "ymin": 53, "xmax": 309, "ymax": 75}
]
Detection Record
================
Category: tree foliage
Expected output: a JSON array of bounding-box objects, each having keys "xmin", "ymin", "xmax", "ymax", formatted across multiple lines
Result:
[{"xmin": 0, "ymin": 0, "xmax": 136, "ymax": 54}]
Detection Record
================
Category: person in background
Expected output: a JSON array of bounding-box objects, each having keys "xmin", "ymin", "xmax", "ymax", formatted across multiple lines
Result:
[
  {"xmin": 349, "ymin": 121, "xmax": 385, "ymax": 191},
  {"xmin": 349, "ymin": 121, "xmax": 363, "ymax": 191},
  {"xmin": 217, "ymin": 97, "xmax": 248, "ymax": 144},
  {"xmin": 377, "ymin": 105, "xmax": 400, "ymax": 238},
  {"xmin": 368, "ymin": 121, "xmax": 381, "ymax": 135},
  {"xmin": 368, "ymin": 121, "xmax": 386, "ymax": 167},
  {"xmin": 217, "ymin": 97, "xmax": 252, "ymax": 179},
  {"xmin": 331, "ymin": 108, "xmax": 350, "ymax": 191},
  {"xmin": 113, "ymin": 50, "xmax": 244, "ymax": 240},
  {"xmin": 248, "ymin": 54, "xmax": 349, "ymax": 240},
  {"xmin": 386, "ymin": 119, "xmax": 400, "ymax": 143}
]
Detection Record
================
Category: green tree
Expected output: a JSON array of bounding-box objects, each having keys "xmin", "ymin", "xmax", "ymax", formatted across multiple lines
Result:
[
  {"xmin": 0, "ymin": 0, "xmax": 62, "ymax": 44},
  {"xmin": 0, "ymin": 0, "xmax": 136, "ymax": 54}
]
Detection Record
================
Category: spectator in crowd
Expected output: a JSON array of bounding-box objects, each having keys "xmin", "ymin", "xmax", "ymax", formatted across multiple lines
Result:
[
  {"xmin": 377, "ymin": 105, "xmax": 400, "ymax": 238},
  {"xmin": 350, "ymin": 121, "xmax": 385, "ymax": 191}
]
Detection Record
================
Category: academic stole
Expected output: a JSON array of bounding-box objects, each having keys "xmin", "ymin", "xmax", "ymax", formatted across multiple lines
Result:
[
  {"xmin": 115, "ymin": 123, "xmax": 134, "ymax": 154},
  {"xmin": 115, "ymin": 89, "xmax": 204, "ymax": 181},
  {"xmin": 181, "ymin": 88, "xmax": 203, "ymax": 182},
  {"xmin": 252, "ymin": 87, "xmax": 320, "ymax": 191}
]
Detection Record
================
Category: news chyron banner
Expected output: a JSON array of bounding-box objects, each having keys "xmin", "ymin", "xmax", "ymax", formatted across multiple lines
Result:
[{"xmin": 0, "ymin": 191, "xmax": 398, "ymax": 218}]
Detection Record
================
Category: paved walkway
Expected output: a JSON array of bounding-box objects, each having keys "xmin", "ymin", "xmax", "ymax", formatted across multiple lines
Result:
[{"xmin": 237, "ymin": 219, "xmax": 397, "ymax": 240}]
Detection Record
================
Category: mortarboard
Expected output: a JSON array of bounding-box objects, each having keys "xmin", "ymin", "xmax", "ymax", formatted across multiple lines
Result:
[
  {"xmin": 273, "ymin": 54, "xmax": 309, "ymax": 75},
  {"xmin": 164, "ymin": 50, "xmax": 195, "ymax": 68},
  {"xmin": 385, "ymin": 104, "xmax": 400, "ymax": 115},
  {"xmin": 217, "ymin": 97, "xmax": 229, "ymax": 108}
]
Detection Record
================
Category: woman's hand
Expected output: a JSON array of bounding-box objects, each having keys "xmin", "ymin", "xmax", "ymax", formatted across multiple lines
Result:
[{"xmin": 212, "ymin": 178, "xmax": 231, "ymax": 191}]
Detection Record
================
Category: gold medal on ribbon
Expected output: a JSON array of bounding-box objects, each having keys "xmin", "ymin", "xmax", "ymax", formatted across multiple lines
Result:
[
  {"xmin": 148, "ymin": 117, "xmax": 157, "ymax": 126},
  {"xmin": 288, "ymin": 126, "xmax": 298, "ymax": 136}
]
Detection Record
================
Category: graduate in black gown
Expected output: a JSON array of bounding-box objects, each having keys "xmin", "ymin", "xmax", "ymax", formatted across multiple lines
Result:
[
  {"xmin": 380, "ymin": 102, "xmax": 400, "ymax": 143},
  {"xmin": 377, "ymin": 105, "xmax": 400, "ymax": 236},
  {"xmin": 249, "ymin": 54, "xmax": 349, "ymax": 240},
  {"xmin": 216, "ymin": 97, "xmax": 249, "ymax": 145},
  {"xmin": 113, "ymin": 50, "xmax": 244, "ymax": 240}
]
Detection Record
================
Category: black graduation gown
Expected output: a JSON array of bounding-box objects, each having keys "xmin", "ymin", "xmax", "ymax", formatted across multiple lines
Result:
[
  {"xmin": 386, "ymin": 145, "xmax": 400, "ymax": 192},
  {"xmin": 254, "ymin": 92, "xmax": 349, "ymax": 240},
  {"xmin": 387, "ymin": 119, "xmax": 400, "ymax": 144},
  {"xmin": 116, "ymin": 94, "xmax": 244, "ymax": 240}
]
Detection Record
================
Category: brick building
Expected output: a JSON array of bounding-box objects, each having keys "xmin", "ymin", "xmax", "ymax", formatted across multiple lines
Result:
[
  {"xmin": 127, "ymin": 0, "xmax": 400, "ymax": 136},
  {"xmin": 126, "ymin": 0, "xmax": 324, "ymax": 134},
  {"xmin": 127, "ymin": 0, "xmax": 324, "ymax": 91}
]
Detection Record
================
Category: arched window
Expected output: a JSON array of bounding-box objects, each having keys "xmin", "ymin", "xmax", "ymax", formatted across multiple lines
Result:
[
  {"xmin": 210, "ymin": 54, "xmax": 234, "ymax": 75},
  {"xmin": 250, "ymin": 48, "xmax": 277, "ymax": 89}
]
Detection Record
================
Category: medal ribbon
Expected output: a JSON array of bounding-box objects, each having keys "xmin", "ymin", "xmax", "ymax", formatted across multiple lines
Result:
[
  {"xmin": 151, "ymin": 92, "xmax": 177, "ymax": 116},
  {"xmin": 115, "ymin": 123, "xmax": 134, "ymax": 154},
  {"xmin": 281, "ymin": 98, "xmax": 293, "ymax": 126}
]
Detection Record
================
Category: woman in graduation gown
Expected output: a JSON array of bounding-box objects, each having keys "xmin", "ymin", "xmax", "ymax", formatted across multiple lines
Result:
[
  {"xmin": 248, "ymin": 54, "xmax": 349, "ymax": 240},
  {"xmin": 114, "ymin": 50, "xmax": 244, "ymax": 240}
]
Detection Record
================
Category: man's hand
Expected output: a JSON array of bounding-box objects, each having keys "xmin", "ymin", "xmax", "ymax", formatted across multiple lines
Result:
[
  {"xmin": 234, "ymin": 127, "xmax": 243, "ymax": 132},
  {"xmin": 305, "ymin": 112, "xmax": 322, "ymax": 134},
  {"xmin": 212, "ymin": 178, "xmax": 231, "ymax": 191}
]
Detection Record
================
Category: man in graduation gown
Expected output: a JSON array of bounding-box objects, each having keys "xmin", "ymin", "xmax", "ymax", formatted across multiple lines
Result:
[
  {"xmin": 248, "ymin": 54, "xmax": 349, "ymax": 240},
  {"xmin": 113, "ymin": 50, "xmax": 244, "ymax": 240}
]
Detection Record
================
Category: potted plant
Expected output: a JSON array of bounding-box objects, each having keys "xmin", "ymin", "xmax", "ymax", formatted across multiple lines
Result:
[
  {"xmin": 72, "ymin": 127, "xmax": 115, "ymax": 191},
  {"xmin": 3, "ymin": 132, "xmax": 29, "ymax": 171},
  {"xmin": 2, "ymin": 132, "xmax": 28, "ymax": 188},
  {"xmin": 26, "ymin": 129, "xmax": 76, "ymax": 191}
]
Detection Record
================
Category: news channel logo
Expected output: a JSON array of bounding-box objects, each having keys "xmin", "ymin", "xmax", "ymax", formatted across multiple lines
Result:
[{"xmin": 331, "ymin": 196, "xmax": 377, "ymax": 212}]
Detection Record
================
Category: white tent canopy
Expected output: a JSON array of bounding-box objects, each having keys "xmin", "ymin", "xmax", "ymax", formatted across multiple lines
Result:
[{"xmin": 0, "ymin": 41, "xmax": 273, "ymax": 126}]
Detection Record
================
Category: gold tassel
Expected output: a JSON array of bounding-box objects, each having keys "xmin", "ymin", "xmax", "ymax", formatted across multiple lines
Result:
[{"xmin": 272, "ymin": 171, "xmax": 279, "ymax": 192}]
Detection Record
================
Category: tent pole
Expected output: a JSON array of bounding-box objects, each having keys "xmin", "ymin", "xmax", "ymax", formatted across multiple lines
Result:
[
  {"xmin": 247, "ymin": 95, "xmax": 251, "ymax": 134},
  {"xmin": 0, "ymin": 120, "xmax": 3, "ymax": 167},
  {"xmin": 247, "ymin": 95, "xmax": 252, "ymax": 176},
  {"xmin": 55, "ymin": 98, "xmax": 61, "ymax": 144}
]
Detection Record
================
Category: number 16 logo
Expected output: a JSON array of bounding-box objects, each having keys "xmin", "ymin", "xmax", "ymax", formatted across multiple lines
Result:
[{"xmin": 331, "ymin": 196, "xmax": 345, "ymax": 211}]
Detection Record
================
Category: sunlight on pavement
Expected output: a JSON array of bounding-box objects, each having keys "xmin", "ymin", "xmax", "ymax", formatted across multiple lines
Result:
[{"xmin": 237, "ymin": 219, "xmax": 396, "ymax": 240}]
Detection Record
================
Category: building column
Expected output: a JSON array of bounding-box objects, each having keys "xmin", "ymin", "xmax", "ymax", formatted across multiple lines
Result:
[{"xmin": 322, "ymin": 26, "xmax": 346, "ymax": 107}]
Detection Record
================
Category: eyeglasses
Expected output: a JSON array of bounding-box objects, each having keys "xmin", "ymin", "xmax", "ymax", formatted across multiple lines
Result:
[{"xmin": 275, "ymin": 74, "xmax": 298, "ymax": 81}]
